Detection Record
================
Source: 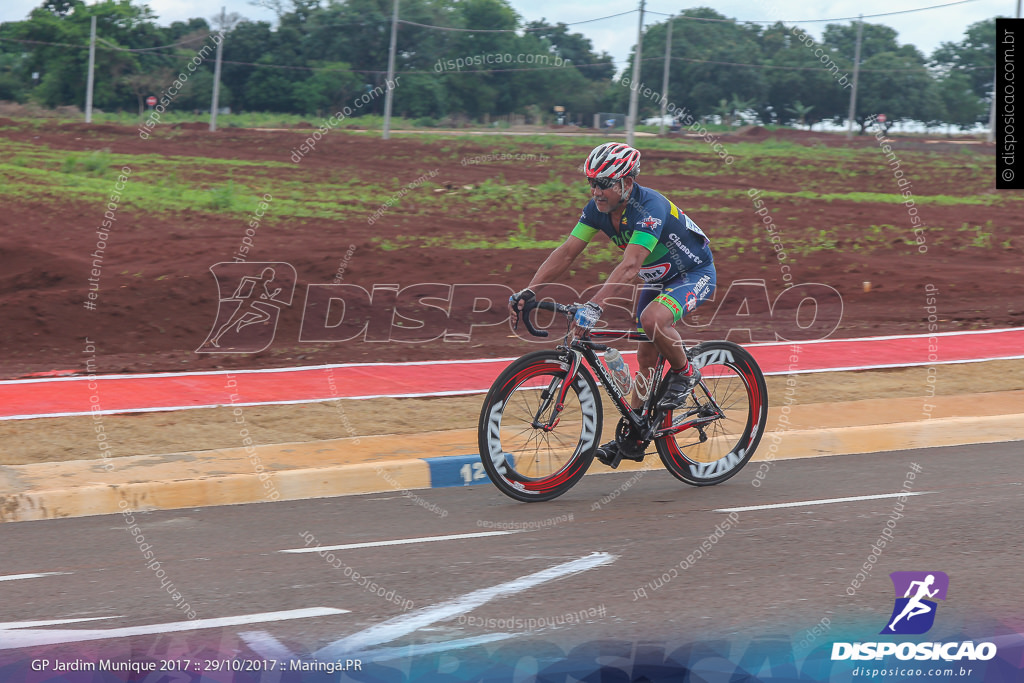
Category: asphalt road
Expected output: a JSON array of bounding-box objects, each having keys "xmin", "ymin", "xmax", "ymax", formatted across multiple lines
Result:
[{"xmin": 1, "ymin": 442, "xmax": 1022, "ymax": 682}]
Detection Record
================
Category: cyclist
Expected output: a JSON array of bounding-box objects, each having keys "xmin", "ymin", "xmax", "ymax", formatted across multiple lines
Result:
[{"xmin": 509, "ymin": 142, "xmax": 716, "ymax": 464}]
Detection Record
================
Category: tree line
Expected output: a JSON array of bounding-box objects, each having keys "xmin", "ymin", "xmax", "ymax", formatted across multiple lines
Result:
[{"xmin": 0, "ymin": 0, "xmax": 997, "ymax": 131}]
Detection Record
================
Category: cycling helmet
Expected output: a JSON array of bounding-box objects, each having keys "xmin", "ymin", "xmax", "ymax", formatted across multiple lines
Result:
[{"xmin": 584, "ymin": 142, "xmax": 641, "ymax": 180}]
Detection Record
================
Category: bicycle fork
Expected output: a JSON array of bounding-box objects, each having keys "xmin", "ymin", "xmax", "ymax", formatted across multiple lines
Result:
[{"xmin": 531, "ymin": 349, "xmax": 585, "ymax": 432}]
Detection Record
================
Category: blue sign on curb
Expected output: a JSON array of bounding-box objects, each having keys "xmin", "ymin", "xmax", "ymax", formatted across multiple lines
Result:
[{"xmin": 426, "ymin": 454, "xmax": 491, "ymax": 488}]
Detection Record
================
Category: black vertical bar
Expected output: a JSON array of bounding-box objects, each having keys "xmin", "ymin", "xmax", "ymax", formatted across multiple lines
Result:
[{"xmin": 996, "ymin": 18, "xmax": 1023, "ymax": 190}]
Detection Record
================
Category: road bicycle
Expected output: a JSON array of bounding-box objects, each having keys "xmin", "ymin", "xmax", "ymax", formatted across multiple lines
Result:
[{"xmin": 477, "ymin": 299, "xmax": 768, "ymax": 502}]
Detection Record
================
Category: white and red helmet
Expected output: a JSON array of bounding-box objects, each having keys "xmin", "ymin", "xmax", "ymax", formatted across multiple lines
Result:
[{"xmin": 584, "ymin": 142, "xmax": 641, "ymax": 180}]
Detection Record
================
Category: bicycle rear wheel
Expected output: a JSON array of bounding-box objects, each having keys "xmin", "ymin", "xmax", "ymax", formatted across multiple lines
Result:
[
  {"xmin": 478, "ymin": 350, "xmax": 603, "ymax": 502},
  {"xmin": 655, "ymin": 341, "xmax": 767, "ymax": 486}
]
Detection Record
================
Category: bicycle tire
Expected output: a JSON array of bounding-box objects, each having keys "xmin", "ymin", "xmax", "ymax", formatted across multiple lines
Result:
[
  {"xmin": 478, "ymin": 350, "xmax": 603, "ymax": 502},
  {"xmin": 655, "ymin": 340, "xmax": 768, "ymax": 486}
]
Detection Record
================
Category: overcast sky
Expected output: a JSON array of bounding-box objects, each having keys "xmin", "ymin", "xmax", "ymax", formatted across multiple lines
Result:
[{"xmin": 0, "ymin": 0, "xmax": 1013, "ymax": 70}]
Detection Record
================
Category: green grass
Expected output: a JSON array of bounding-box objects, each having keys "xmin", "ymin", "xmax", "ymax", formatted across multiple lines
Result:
[{"xmin": 0, "ymin": 129, "xmax": 1010, "ymax": 262}]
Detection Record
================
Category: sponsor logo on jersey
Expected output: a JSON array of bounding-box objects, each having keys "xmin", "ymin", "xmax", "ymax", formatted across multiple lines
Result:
[
  {"xmin": 694, "ymin": 273, "xmax": 712, "ymax": 299},
  {"xmin": 668, "ymin": 232, "xmax": 704, "ymax": 265},
  {"xmin": 612, "ymin": 231, "xmax": 632, "ymax": 249},
  {"xmin": 654, "ymin": 293, "xmax": 681, "ymax": 316},
  {"xmin": 637, "ymin": 215, "xmax": 662, "ymax": 231},
  {"xmin": 637, "ymin": 263, "xmax": 671, "ymax": 283}
]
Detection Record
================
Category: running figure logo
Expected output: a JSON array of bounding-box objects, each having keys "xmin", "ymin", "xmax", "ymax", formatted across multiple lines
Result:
[
  {"xmin": 881, "ymin": 571, "xmax": 950, "ymax": 635},
  {"xmin": 197, "ymin": 262, "xmax": 297, "ymax": 353}
]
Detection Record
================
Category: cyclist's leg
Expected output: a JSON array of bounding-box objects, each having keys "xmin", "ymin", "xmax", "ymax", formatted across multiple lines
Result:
[
  {"xmin": 639, "ymin": 302, "xmax": 688, "ymax": 371},
  {"xmin": 632, "ymin": 285, "xmax": 662, "ymax": 411},
  {"xmin": 596, "ymin": 286, "xmax": 657, "ymax": 463},
  {"xmin": 641, "ymin": 267, "xmax": 717, "ymax": 403}
]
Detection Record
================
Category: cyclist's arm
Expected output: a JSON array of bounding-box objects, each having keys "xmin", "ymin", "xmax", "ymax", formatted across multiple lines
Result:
[
  {"xmin": 587, "ymin": 243, "xmax": 650, "ymax": 309},
  {"xmin": 526, "ymin": 235, "xmax": 588, "ymax": 289}
]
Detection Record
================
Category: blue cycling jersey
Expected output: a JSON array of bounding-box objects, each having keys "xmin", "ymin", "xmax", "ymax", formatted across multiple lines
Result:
[{"xmin": 570, "ymin": 183, "xmax": 713, "ymax": 284}]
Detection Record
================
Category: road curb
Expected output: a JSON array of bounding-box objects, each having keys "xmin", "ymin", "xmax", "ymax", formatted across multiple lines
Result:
[{"xmin": 2, "ymin": 407, "xmax": 1022, "ymax": 523}]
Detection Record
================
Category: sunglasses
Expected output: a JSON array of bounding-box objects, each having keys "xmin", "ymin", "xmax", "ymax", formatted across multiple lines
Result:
[{"xmin": 587, "ymin": 177, "xmax": 618, "ymax": 190}]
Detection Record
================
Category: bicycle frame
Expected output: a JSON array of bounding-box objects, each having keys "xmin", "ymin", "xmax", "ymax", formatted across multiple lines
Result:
[
  {"xmin": 487, "ymin": 299, "xmax": 770, "ymax": 499},
  {"xmin": 535, "ymin": 325, "xmax": 725, "ymax": 446}
]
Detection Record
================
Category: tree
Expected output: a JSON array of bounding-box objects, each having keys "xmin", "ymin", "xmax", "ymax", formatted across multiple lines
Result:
[
  {"xmin": 931, "ymin": 19, "xmax": 997, "ymax": 101},
  {"xmin": 291, "ymin": 62, "xmax": 363, "ymax": 115},
  {"xmin": 524, "ymin": 20, "xmax": 615, "ymax": 81},
  {"xmin": 631, "ymin": 8, "xmax": 767, "ymax": 121},
  {"xmin": 936, "ymin": 71, "xmax": 986, "ymax": 131},
  {"xmin": 123, "ymin": 68, "xmax": 172, "ymax": 116},
  {"xmin": 757, "ymin": 22, "xmax": 848, "ymax": 126},
  {"xmin": 219, "ymin": 20, "xmax": 274, "ymax": 111},
  {"xmin": 822, "ymin": 22, "xmax": 900, "ymax": 63},
  {"xmin": 243, "ymin": 66, "xmax": 297, "ymax": 112},
  {"xmin": 853, "ymin": 49, "xmax": 941, "ymax": 133},
  {"xmin": 786, "ymin": 100, "xmax": 814, "ymax": 129}
]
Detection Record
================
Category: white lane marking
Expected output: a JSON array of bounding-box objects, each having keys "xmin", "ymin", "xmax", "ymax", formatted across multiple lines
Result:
[
  {"xmin": 10, "ymin": 354, "xmax": 1023, "ymax": 420},
  {"xmin": 315, "ymin": 552, "xmax": 617, "ymax": 659},
  {"xmin": 238, "ymin": 630, "xmax": 298, "ymax": 661},
  {"xmin": 9, "ymin": 326, "xmax": 1018, "ymax": 385},
  {"xmin": 280, "ymin": 530, "xmax": 523, "ymax": 554},
  {"xmin": 0, "ymin": 572, "xmax": 71, "ymax": 582},
  {"xmin": 0, "ymin": 607, "xmax": 347, "ymax": 651},
  {"xmin": 0, "ymin": 389, "xmax": 495, "ymax": 421},
  {"xmin": 716, "ymin": 491, "xmax": 934, "ymax": 513},
  {"xmin": 0, "ymin": 617, "xmax": 118, "ymax": 629}
]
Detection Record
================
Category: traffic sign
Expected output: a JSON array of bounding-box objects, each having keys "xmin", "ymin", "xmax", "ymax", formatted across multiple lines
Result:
[{"xmin": 146, "ymin": 96, "xmax": 157, "ymax": 107}]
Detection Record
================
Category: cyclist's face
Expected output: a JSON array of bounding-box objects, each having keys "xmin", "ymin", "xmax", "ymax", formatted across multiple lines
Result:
[{"xmin": 591, "ymin": 178, "xmax": 630, "ymax": 213}]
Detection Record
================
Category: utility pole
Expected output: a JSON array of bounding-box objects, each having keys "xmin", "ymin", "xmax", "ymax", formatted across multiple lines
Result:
[
  {"xmin": 626, "ymin": 0, "xmax": 645, "ymax": 145},
  {"xmin": 382, "ymin": 0, "xmax": 399, "ymax": 140},
  {"xmin": 658, "ymin": 16, "xmax": 672, "ymax": 136},
  {"xmin": 845, "ymin": 16, "xmax": 863, "ymax": 138},
  {"xmin": 209, "ymin": 8, "xmax": 225, "ymax": 132},
  {"xmin": 85, "ymin": 15, "xmax": 96, "ymax": 123}
]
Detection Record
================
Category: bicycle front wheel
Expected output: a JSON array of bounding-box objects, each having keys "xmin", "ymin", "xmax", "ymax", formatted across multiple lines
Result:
[
  {"xmin": 655, "ymin": 341, "xmax": 768, "ymax": 486},
  {"xmin": 478, "ymin": 350, "xmax": 603, "ymax": 502}
]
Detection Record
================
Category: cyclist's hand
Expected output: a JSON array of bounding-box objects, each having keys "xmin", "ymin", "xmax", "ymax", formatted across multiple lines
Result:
[
  {"xmin": 509, "ymin": 287, "xmax": 536, "ymax": 312},
  {"xmin": 572, "ymin": 301, "xmax": 603, "ymax": 331}
]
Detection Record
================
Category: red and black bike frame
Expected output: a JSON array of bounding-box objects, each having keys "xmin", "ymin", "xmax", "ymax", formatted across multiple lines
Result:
[{"xmin": 515, "ymin": 300, "xmax": 723, "ymax": 442}]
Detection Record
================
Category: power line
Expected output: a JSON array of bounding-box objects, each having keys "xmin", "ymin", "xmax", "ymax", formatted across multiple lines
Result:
[
  {"xmin": 396, "ymin": 9, "xmax": 638, "ymax": 33},
  {"xmin": 3, "ymin": 37, "xmax": 982, "ymax": 76},
  {"xmin": 116, "ymin": 33, "xmax": 215, "ymax": 52},
  {"xmin": 645, "ymin": 0, "xmax": 982, "ymax": 24},
  {"xmin": 650, "ymin": 54, "xmax": 988, "ymax": 73}
]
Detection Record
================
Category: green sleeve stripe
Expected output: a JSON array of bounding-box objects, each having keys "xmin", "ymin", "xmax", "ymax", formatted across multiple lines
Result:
[
  {"xmin": 644, "ymin": 243, "xmax": 669, "ymax": 265},
  {"xmin": 629, "ymin": 231, "xmax": 659, "ymax": 252},
  {"xmin": 570, "ymin": 222, "xmax": 599, "ymax": 242}
]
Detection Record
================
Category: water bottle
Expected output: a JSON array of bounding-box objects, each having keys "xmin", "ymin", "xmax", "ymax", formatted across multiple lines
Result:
[{"xmin": 604, "ymin": 348, "xmax": 633, "ymax": 395}]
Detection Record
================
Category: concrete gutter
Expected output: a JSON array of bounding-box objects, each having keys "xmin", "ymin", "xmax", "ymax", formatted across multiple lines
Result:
[{"xmin": 2, "ymin": 391, "xmax": 1022, "ymax": 523}]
